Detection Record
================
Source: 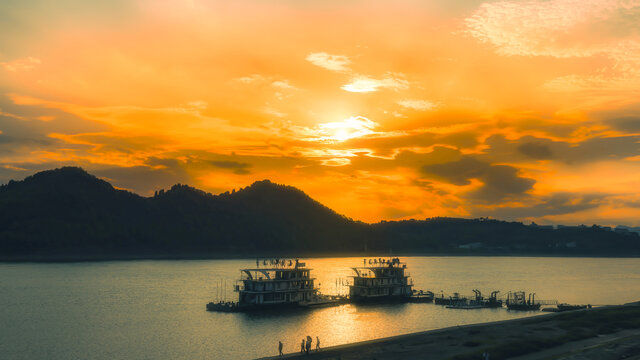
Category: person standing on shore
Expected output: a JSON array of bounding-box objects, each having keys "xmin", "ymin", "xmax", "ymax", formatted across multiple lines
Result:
[
  {"xmin": 316, "ymin": 336, "xmax": 320, "ymax": 351},
  {"xmin": 305, "ymin": 336, "xmax": 312, "ymax": 354},
  {"xmin": 278, "ymin": 341, "xmax": 283, "ymax": 356},
  {"xmin": 300, "ymin": 339, "xmax": 305, "ymax": 353}
]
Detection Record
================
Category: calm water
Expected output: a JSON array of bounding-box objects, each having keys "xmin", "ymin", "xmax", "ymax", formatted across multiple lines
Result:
[{"xmin": 1, "ymin": 256, "xmax": 639, "ymax": 359}]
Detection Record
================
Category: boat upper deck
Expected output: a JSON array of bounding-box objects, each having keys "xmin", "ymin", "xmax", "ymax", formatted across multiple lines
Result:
[
  {"xmin": 351, "ymin": 258, "xmax": 410, "ymax": 278},
  {"xmin": 241, "ymin": 259, "xmax": 313, "ymax": 281}
]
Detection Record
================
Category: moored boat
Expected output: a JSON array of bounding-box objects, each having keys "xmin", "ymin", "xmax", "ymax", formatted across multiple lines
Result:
[
  {"xmin": 434, "ymin": 292, "xmax": 467, "ymax": 305},
  {"xmin": 446, "ymin": 301, "xmax": 485, "ymax": 309},
  {"xmin": 506, "ymin": 291, "xmax": 541, "ymax": 311},
  {"xmin": 207, "ymin": 258, "xmax": 341, "ymax": 312},
  {"xmin": 409, "ymin": 290, "xmax": 435, "ymax": 303},
  {"xmin": 348, "ymin": 257, "xmax": 413, "ymax": 303}
]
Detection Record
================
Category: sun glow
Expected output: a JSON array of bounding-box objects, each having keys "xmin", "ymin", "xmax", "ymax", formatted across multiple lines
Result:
[{"xmin": 316, "ymin": 116, "xmax": 378, "ymax": 142}]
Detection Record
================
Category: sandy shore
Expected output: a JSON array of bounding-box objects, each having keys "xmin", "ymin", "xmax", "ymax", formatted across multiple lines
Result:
[{"xmin": 257, "ymin": 303, "xmax": 640, "ymax": 360}]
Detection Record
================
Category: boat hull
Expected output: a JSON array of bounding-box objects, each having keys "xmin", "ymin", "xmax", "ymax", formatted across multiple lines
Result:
[
  {"xmin": 349, "ymin": 295, "xmax": 413, "ymax": 304},
  {"xmin": 506, "ymin": 304, "xmax": 541, "ymax": 311},
  {"xmin": 207, "ymin": 301, "xmax": 304, "ymax": 313},
  {"xmin": 434, "ymin": 297, "xmax": 466, "ymax": 305}
]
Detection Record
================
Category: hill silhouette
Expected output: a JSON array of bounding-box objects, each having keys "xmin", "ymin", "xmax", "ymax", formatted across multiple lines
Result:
[{"xmin": 0, "ymin": 167, "xmax": 638, "ymax": 260}]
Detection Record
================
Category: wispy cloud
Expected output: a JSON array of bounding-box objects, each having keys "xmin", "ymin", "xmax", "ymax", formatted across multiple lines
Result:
[
  {"xmin": 464, "ymin": 0, "xmax": 639, "ymax": 58},
  {"xmin": 397, "ymin": 99, "xmax": 437, "ymax": 111},
  {"xmin": 465, "ymin": 0, "xmax": 640, "ymax": 105},
  {"xmin": 320, "ymin": 158, "xmax": 351, "ymax": 166},
  {"xmin": 306, "ymin": 52, "xmax": 351, "ymax": 72},
  {"xmin": 293, "ymin": 116, "xmax": 379, "ymax": 142},
  {"xmin": 1, "ymin": 57, "xmax": 41, "ymax": 72},
  {"xmin": 263, "ymin": 106, "xmax": 287, "ymax": 118},
  {"xmin": 271, "ymin": 80, "xmax": 297, "ymax": 90},
  {"xmin": 234, "ymin": 74, "xmax": 268, "ymax": 84},
  {"xmin": 342, "ymin": 74, "xmax": 409, "ymax": 93},
  {"xmin": 210, "ymin": 160, "xmax": 252, "ymax": 175}
]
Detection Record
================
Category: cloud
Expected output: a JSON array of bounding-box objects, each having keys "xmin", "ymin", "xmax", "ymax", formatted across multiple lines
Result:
[
  {"xmin": 234, "ymin": 76, "xmax": 297, "ymax": 100},
  {"xmin": 341, "ymin": 74, "xmax": 409, "ymax": 93},
  {"xmin": 186, "ymin": 100, "xmax": 208, "ymax": 110},
  {"xmin": 271, "ymin": 80, "xmax": 297, "ymax": 90},
  {"xmin": 0, "ymin": 57, "xmax": 41, "ymax": 72},
  {"xmin": 234, "ymin": 74, "xmax": 267, "ymax": 84},
  {"xmin": 0, "ymin": 109, "xmax": 27, "ymax": 121},
  {"xmin": 320, "ymin": 158, "xmax": 351, "ymax": 167},
  {"xmin": 422, "ymin": 156, "xmax": 535, "ymax": 203},
  {"xmin": 306, "ymin": 52, "xmax": 351, "ymax": 72},
  {"xmin": 485, "ymin": 133, "xmax": 640, "ymax": 165},
  {"xmin": 474, "ymin": 192, "xmax": 606, "ymax": 220},
  {"xmin": 397, "ymin": 99, "xmax": 437, "ymax": 111},
  {"xmin": 465, "ymin": 0, "xmax": 640, "ymax": 58},
  {"xmin": 92, "ymin": 161, "xmax": 192, "ymax": 195},
  {"xmin": 263, "ymin": 107, "xmax": 287, "ymax": 118},
  {"xmin": 517, "ymin": 142, "xmax": 554, "ymax": 160},
  {"xmin": 295, "ymin": 116, "xmax": 379, "ymax": 142},
  {"xmin": 465, "ymin": 0, "xmax": 640, "ymax": 104},
  {"xmin": 210, "ymin": 160, "xmax": 252, "ymax": 174},
  {"xmin": 608, "ymin": 116, "xmax": 640, "ymax": 132}
]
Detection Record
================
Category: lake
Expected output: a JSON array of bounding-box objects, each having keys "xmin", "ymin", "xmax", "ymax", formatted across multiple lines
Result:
[{"xmin": 1, "ymin": 256, "xmax": 639, "ymax": 359}]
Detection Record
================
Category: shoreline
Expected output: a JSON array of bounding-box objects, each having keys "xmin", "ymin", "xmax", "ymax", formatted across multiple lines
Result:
[
  {"xmin": 2, "ymin": 252, "xmax": 640, "ymax": 263},
  {"xmin": 257, "ymin": 303, "xmax": 640, "ymax": 360}
]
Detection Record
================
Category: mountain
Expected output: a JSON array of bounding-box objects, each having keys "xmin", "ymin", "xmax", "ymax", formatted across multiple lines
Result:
[
  {"xmin": 0, "ymin": 167, "xmax": 365, "ymax": 258},
  {"xmin": 0, "ymin": 167, "xmax": 638, "ymax": 260}
]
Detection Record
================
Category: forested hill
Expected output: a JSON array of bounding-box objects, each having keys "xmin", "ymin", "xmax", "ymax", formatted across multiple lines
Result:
[{"xmin": 0, "ymin": 167, "xmax": 638, "ymax": 260}]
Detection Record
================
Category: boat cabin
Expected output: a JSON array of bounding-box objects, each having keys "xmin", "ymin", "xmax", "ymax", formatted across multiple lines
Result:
[
  {"xmin": 349, "ymin": 258, "xmax": 413, "ymax": 300},
  {"xmin": 236, "ymin": 259, "xmax": 317, "ymax": 306}
]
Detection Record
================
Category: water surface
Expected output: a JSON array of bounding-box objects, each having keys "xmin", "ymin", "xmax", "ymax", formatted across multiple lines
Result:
[{"xmin": 1, "ymin": 256, "xmax": 639, "ymax": 359}]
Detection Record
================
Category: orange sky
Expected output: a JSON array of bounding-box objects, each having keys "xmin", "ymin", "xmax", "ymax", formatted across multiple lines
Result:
[{"xmin": 1, "ymin": 0, "xmax": 640, "ymax": 225}]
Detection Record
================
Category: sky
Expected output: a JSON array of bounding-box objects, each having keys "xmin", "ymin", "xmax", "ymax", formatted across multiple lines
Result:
[{"xmin": 1, "ymin": 0, "xmax": 640, "ymax": 225}]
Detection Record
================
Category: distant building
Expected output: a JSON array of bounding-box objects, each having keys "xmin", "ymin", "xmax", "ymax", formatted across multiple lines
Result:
[
  {"xmin": 556, "ymin": 225, "xmax": 586, "ymax": 230},
  {"xmin": 458, "ymin": 242, "xmax": 483, "ymax": 249},
  {"xmin": 614, "ymin": 226, "xmax": 630, "ymax": 234},
  {"xmin": 529, "ymin": 222, "xmax": 554, "ymax": 230},
  {"xmin": 614, "ymin": 225, "xmax": 640, "ymax": 235}
]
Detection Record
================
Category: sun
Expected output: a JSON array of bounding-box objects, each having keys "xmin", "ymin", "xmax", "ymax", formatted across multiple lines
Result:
[{"xmin": 315, "ymin": 116, "xmax": 379, "ymax": 142}]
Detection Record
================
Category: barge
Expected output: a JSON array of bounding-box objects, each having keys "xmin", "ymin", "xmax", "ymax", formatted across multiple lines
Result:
[
  {"xmin": 434, "ymin": 292, "xmax": 467, "ymax": 305},
  {"xmin": 444, "ymin": 290, "xmax": 502, "ymax": 309},
  {"xmin": 506, "ymin": 291, "xmax": 541, "ymax": 311}
]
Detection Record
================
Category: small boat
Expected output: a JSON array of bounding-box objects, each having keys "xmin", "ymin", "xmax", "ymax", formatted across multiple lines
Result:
[
  {"xmin": 483, "ymin": 290, "xmax": 503, "ymax": 308},
  {"xmin": 506, "ymin": 291, "xmax": 541, "ymax": 311},
  {"xmin": 444, "ymin": 290, "xmax": 502, "ymax": 309},
  {"xmin": 469, "ymin": 289, "xmax": 503, "ymax": 308},
  {"xmin": 409, "ymin": 290, "xmax": 435, "ymax": 303},
  {"xmin": 434, "ymin": 292, "xmax": 467, "ymax": 305},
  {"xmin": 446, "ymin": 298, "xmax": 485, "ymax": 309},
  {"xmin": 299, "ymin": 294, "xmax": 348, "ymax": 308}
]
